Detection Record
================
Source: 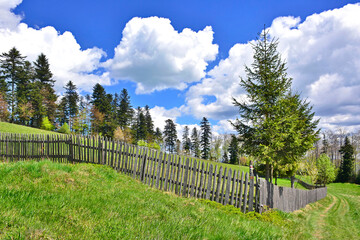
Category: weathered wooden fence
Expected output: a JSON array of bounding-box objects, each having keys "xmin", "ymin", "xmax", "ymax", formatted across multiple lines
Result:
[
  {"xmin": 0, "ymin": 133, "xmax": 260, "ymax": 213},
  {"xmin": 259, "ymin": 179, "xmax": 327, "ymax": 212}
]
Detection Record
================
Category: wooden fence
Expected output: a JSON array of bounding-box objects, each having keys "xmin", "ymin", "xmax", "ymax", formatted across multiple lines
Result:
[{"xmin": 0, "ymin": 133, "xmax": 260, "ymax": 213}]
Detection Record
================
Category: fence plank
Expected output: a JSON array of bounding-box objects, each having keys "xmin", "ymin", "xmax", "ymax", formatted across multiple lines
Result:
[
  {"xmin": 220, "ymin": 167, "xmax": 227, "ymax": 204},
  {"xmin": 237, "ymin": 172, "xmax": 244, "ymax": 208},
  {"xmin": 224, "ymin": 168, "xmax": 232, "ymax": 205},
  {"xmin": 215, "ymin": 166, "xmax": 223, "ymax": 203},
  {"xmin": 190, "ymin": 160, "xmax": 197, "ymax": 198},
  {"xmin": 182, "ymin": 158, "xmax": 190, "ymax": 197},
  {"xmin": 211, "ymin": 165, "xmax": 218, "ymax": 201},
  {"xmin": 175, "ymin": 156, "xmax": 181, "ymax": 195},
  {"xmin": 230, "ymin": 170, "xmax": 236, "ymax": 206},
  {"xmin": 248, "ymin": 174, "xmax": 254, "ymax": 212},
  {"xmin": 242, "ymin": 173, "xmax": 249, "ymax": 213}
]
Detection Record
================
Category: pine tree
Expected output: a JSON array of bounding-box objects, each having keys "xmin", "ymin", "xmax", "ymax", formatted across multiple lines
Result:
[
  {"xmin": 164, "ymin": 119, "xmax": 177, "ymax": 153},
  {"xmin": 133, "ymin": 107, "xmax": 147, "ymax": 142},
  {"xmin": 191, "ymin": 127, "xmax": 200, "ymax": 158},
  {"xmin": 182, "ymin": 126, "xmax": 191, "ymax": 154},
  {"xmin": 0, "ymin": 47, "xmax": 26, "ymax": 122},
  {"xmin": 34, "ymin": 53, "xmax": 57, "ymax": 123},
  {"xmin": 64, "ymin": 80, "xmax": 79, "ymax": 130},
  {"xmin": 144, "ymin": 105, "xmax": 154, "ymax": 140},
  {"xmin": 118, "ymin": 88, "xmax": 133, "ymax": 129},
  {"xmin": 228, "ymin": 135, "xmax": 239, "ymax": 165},
  {"xmin": 200, "ymin": 117, "xmax": 211, "ymax": 160},
  {"xmin": 231, "ymin": 28, "xmax": 318, "ymax": 182},
  {"xmin": 337, "ymin": 136, "xmax": 355, "ymax": 182},
  {"xmin": 154, "ymin": 127, "xmax": 163, "ymax": 143}
]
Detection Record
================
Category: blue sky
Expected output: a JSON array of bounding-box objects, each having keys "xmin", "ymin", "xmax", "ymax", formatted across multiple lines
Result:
[{"xmin": 2, "ymin": 0, "xmax": 360, "ymax": 134}]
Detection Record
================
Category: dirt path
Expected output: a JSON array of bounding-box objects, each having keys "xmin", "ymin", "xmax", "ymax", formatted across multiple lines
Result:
[{"xmin": 313, "ymin": 194, "xmax": 337, "ymax": 239}]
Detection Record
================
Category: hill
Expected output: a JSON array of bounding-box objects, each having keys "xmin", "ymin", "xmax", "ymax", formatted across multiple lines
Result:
[
  {"xmin": 0, "ymin": 160, "xmax": 297, "ymax": 239},
  {"xmin": 0, "ymin": 122, "xmax": 59, "ymax": 135},
  {"xmin": 0, "ymin": 160, "xmax": 359, "ymax": 239}
]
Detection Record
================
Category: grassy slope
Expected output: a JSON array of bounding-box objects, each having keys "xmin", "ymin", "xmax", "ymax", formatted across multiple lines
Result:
[
  {"xmin": 0, "ymin": 161, "xmax": 359, "ymax": 239},
  {"xmin": 0, "ymin": 160, "xmax": 298, "ymax": 239},
  {"xmin": 0, "ymin": 122, "xmax": 58, "ymax": 134}
]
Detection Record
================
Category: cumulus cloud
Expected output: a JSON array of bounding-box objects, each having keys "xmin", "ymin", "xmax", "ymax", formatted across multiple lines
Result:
[
  {"xmin": 105, "ymin": 17, "xmax": 218, "ymax": 94},
  {"xmin": 185, "ymin": 3, "xmax": 360, "ymax": 131},
  {"xmin": 0, "ymin": 0, "xmax": 22, "ymax": 29},
  {"xmin": 0, "ymin": 0, "xmax": 110, "ymax": 93}
]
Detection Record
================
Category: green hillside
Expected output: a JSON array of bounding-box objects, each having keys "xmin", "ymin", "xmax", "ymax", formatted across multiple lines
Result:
[
  {"xmin": 0, "ymin": 122, "xmax": 59, "ymax": 135},
  {"xmin": 0, "ymin": 160, "xmax": 359, "ymax": 239}
]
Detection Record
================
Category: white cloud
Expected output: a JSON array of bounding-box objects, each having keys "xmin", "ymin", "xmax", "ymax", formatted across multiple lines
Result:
[
  {"xmin": 0, "ymin": 0, "xmax": 22, "ymax": 29},
  {"xmin": 105, "ymin": 17, "xmax": 218, "ymax": 94},
  {"xmin": 185, "ymin": 3, "xmax": 360, "ymax": 131},
  {"xmin": 0, "ymin": 0, "xmax": 110, "ymax": 93},
  {"xmin": 149, "ymin": 105, "xmax": 182, "ymax": 132}
]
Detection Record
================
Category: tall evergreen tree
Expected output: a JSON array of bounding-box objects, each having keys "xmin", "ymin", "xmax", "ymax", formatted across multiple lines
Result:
[
  {"xmin": 154, "ymin": 127, "xmax": 163, "ymax": 143},
  {"xmin": 0, "ymin": 47, "xmax": 26, "ymax": 122},
  {"xmin": 34, "ymin": 53, "xmax": 57, "ymax": 123},
  {"xmin": 182, "ymin": 126, "xmax": 191, "ymax": 154},
  {"xmin": 337, "ymin": 136, "xmax": 355, "ymax": 182},
  {"xmin": 144, "ymin": 105, "xmax": 154, "ymax": 139},
  {"xmin": 228, "ymin": 135, "xmax": 239, "ymax": 165},
  {"xmin": 231, "ymin": 28, "xmax": 318, "ymax": 182},
  {"xmin": 164, "ymin": 119, "xmax": 177, "ymax": 153},
  {"xmin": 64, "ymin": 80, "xmax": 79, "ymax": 130},
  {"xmin": 118, "ymin": 88, "xmax": 133, "ymax": 128},
  {"xmin": 16, "ymin": 61, "xmax": 34, "ymax": 125},
  {"xmin": 200, "ymin": 117, "xmax": 211, "ymax": 160},
  {"xmin": 191, "ymin": 127, "xmax": 200, "ymax": 158},
  {"xmin": 133, "ymin": 107, "xmax": 147, "ymax": 142}
]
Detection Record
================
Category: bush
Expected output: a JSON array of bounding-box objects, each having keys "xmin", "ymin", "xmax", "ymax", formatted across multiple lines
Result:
[
  {"xmin": 136, "ymin": 140, "xmax": 161, "ymax": 150},
  {"xmin": 316, "ymin": 153, "xmax": 335, "ymax": 185},
  {"xmin": 58, "ymin": 123, "xmax": 71, "ymax": 134},
  {"xmin": 40, "ymin": 116, "xmax": 54, "ymax": 131}
]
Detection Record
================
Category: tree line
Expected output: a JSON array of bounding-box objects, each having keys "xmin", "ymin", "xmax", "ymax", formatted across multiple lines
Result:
[{"xmin": 0, "ymin": 47, "xmax": 218, "ymax": 160}]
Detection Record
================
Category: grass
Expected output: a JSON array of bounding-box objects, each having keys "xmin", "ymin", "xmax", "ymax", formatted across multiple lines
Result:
[
  {"xmin": 0, "ymin": 160, "xmax": 359, "ymax": 239},
  {"xmin": 0, "ymin": 160, "xmax": 300, "ymax": 239},
  {"xmin": 0, "ymin": 122, "xmax": 59, "ymax": 135}
]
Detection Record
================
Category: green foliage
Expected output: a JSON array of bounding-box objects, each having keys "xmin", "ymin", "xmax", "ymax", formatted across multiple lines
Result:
[
  {"xmin": 231, "ymin": 28, "xmax": 319, "ymax": 181},
  {"xmin": 228, "ymin": 135, "xmax": 239, "ymax": 165},
  {"xmin": 58, "ymin": 122, "xmax": 71, "ymax": 134},
  {"xmin": 200, "ymin": 117, "xmax": 211, "ymax": 160},
  {"xmin": 337, "ymin": 136, "xmax": 355, "ymax": 182},
  {"xmin": 148, "ymin": 141, "xmax": 161, "ymax": 151},
  {"xmin": 316, "ymin": 154, "xmax": 335, "ymax": 185},
  {"xmin": 164, "ymin": 119, "xmax": 177, "ymax": 153},
  {"xmin": 40, "ymin": 116, "xmax": 54, "ymax": 131},
  {"xmin": 191, "ymin": 127, "xmax": 200, "ymax": 158},
  {"xmin": 117, "ymin": 88, "xmax": 134, "ymax": 129},
  {"xmin": 182, "ymin": 126, "xmax": 191, "ymax": 154}
]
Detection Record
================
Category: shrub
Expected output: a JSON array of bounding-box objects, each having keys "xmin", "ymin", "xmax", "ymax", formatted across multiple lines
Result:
[
  {"xmin": 40, "ymin": 116, "xmax": 54, "ymax": 131},
  {"xmin": 316, "ymin": 153, "xmax": 335, "ymax": 185},
  {"xmin": 58, "ymin": 123, "xmax": 71, "ymax": 134}
]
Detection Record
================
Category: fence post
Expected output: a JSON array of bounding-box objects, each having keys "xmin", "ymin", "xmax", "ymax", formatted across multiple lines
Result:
[
  {"xmin": 68, "ymin": 135, "xmax": 73, "ymax": 163},
  {"xmin": 140, "ymin": 149, "xmax": 147, "ymax": 182}
]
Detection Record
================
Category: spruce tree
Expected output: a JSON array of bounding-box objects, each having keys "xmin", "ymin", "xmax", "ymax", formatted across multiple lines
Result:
[
  {"xmin": 118, "ymin": 88, "xmax": 133, "ymax": 128},
  {"xmin": 164, "ymin": 119, "xmax": 177, "ymax": 153},
  {"xmin": 64, "ymin": 80, "xmax": 79, "ymax": 130},
  {"xmin": 16, "ymin": 61, "xmax": 34, "ymax": 125},
  {"xmin": 191, "ymin": 127, "xmax": 200, "ymax": 158},
  {"xmin": 231, "ymin": 28, "xmax": 319, "ymax": 182},
  {"xmin": 182, "ymin": 126, "xmax": 191, "ymax": 154},
  {"xmin": 228, "ymin": 135, "xmax": 239, "ymax": 165},
  {"xmin": 154, "ymin": 127, "xmax": 163, "ymax": 143},
  {"xmin": 200, "ymin": 117, "xmax": 211, "ymax": 160},
  {"xmin": 133, "ymin": 107, "xmax": 147, "ymax": 142},
  {"xmin": 144, "ymin": 105, "xmax": 154, "ymax": 139},
  {"xmin": 337, "ymin": 136, "xmax": 355, "ymax": 182},
  {"xmin": 0, "ymin": 47, "xmax": 26, "ymax": 122}
]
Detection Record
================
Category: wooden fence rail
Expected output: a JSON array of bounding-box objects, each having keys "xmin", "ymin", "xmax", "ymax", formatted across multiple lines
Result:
[{"xmin": 0, "ymin": 133, "xmax": 260, "ymax": 213}]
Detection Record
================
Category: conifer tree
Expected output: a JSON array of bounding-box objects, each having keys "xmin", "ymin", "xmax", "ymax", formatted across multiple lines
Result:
[
  {"xmin": 200, "ymin": 117, "xmax": 211, "ymax": 160},
  {"xmin": 64, "ymin": 80, "xmax": 79, "ymax": 130},
  {"xmin": 228, "ymin": 135, "xmax": 239, "ymax": 165},
  {"xmin": 231, "ymin": 28, "xmax": 319, "ymax": 182},
  {"xmin": 118, "ymin": 88, "xmax": 133, "ymax": 128},
  {"xmin": 154, "ymin": 127, "xmax": 163, "ymax": 143},
  {"xmin": 144, "ymin": 105, "xmax": 154, "ymax": 139},
  {"xmin": 133, "ymin": 107, "xmax": 147, "ymax": 142},
  {"xmin": 164, "ymin": 119, "xmax": 177, "ymax": 153},
  {"xmin": 0, "ymin": 47, "xmax": 26, "ymax": 122},
  {"xmin": 191, "ymin": 127, "xmax": 200, "ymax": 158},
  {"xmin": 337, "ymin": 136, "xmax": 355, "ymax": 182},
  {"xmin": 182, "ymin": 126, "xmax": 191, "ymax": 154}
]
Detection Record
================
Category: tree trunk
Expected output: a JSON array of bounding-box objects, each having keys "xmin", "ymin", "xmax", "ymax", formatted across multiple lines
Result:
[
  {"xmin": 291, "ymin": 175, "xmax": 295, "ymax": 188},
  {"xmin": 265, "ymin": 162, "xmax": 269, "ymax": 182}
]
